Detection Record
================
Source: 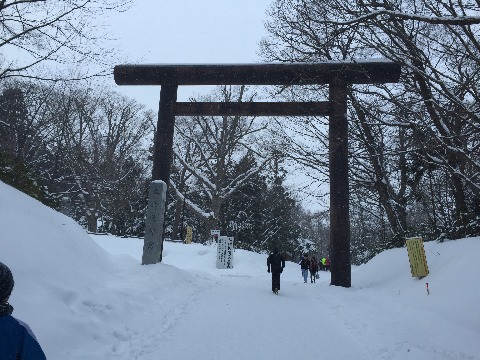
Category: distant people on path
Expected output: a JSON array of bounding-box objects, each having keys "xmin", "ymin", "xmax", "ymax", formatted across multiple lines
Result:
[
  {"xmin": 300, "ymin": 254, "xmax": 310, "ymax": 283},
  {"xmin": 267, "ymin": 248, "xmax": 285, "ymax": 294},
  {"xmin": 325, "ymin": 257, "xmax": 331, "ymax": 271},
  {"xmin": 321, "ymin": 257, "xmax": 327, "ymax": 271},
  {"xmin": 0, "ymin": 262, "xmax": 47, "ymax": 360},
  {"xmin": 309, "ymin": 256, "xmax": 319, "ymax": 283}
]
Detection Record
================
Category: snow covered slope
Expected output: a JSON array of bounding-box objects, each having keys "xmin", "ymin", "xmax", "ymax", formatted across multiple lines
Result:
[{"xmin": 1, "ymin": 180, "xmax": 479, "ymax": 359}]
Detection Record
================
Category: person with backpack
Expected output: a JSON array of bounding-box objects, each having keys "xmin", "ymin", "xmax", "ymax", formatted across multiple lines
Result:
[
  {"xmin": 309, "ymin": 256, "xmax": 319, "ymax": 283},
  {"xmin": 300, "ymin": 254, "xmax": 310, "ymax": 283},
  {"xmin": 267, "ymin": 248, "xmax": 285, "ymax": 294},
  {"xmin": 0, "ymin": 261, "xmax": 47, "ymax": 360}
]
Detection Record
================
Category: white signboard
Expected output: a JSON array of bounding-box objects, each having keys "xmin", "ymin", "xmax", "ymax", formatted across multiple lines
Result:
[
  {"xmin": 210, "ymin": 229, "xmax": 221, "ymax": 244},
  {"xmin": 216, "ymin": 236, "xmax": 234, "ymax": 269}
]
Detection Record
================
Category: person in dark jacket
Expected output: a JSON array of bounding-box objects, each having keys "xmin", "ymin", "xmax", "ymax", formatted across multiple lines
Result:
[
  {"xmin": 267, "ymin": 248, "xmax": 285, "ymax": 294},
  {"xmin": 309, "ymin": 256, "xmax": 319, "ymax": 283},
  {"xmin": 300, "ymin": 254, "xmax": 310, "ymax": 283},
  {"xmin": 0, "ymin": 261, "xmax": 47, "ymax": 360}
]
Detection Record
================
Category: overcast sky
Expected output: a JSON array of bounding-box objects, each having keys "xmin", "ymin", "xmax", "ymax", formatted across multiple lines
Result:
[{"xmin": 106, "ymin": 0, "xmax": 273, "ymax": 112}]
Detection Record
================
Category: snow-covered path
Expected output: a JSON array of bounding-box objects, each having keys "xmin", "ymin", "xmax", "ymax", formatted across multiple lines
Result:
[
  {"xmin": 150, "ymin": 264, "xmax": 476, "ymax": 360},
  {"xmin": 87, "ymin": 236, "xmax": 479, "ymax": 360},
  {"xmin": 158, "ymin": 272, "xmax": 362, "ymax": 360}
]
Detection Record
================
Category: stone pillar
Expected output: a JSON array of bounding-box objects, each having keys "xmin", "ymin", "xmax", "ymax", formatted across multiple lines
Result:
[{"xmin": 142, "ymin": 180, "xmax": 167, "ymax": 265}]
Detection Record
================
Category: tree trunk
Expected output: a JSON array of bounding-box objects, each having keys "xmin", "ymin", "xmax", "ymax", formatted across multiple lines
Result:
[{"xmin": 171, "ymin": 195, "xmax": 185, "ymax": 240}]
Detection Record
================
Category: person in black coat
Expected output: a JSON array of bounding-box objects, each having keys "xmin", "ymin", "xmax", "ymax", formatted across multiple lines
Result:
[
  {"xmin": 267, "ymin": 248, "xmax": 285, "ymax": 294},
  {"xmin": 309, "ymin": 256, "xmax": 319, "ymax": 283}
]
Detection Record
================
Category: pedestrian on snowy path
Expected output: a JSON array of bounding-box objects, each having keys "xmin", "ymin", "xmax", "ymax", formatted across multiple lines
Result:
[
  {"xmin": 267, "ymin": 248, "xmax": 285, "ymax": 294},
  {"xmin": 0, "ymin": 262, "xmax": 47, "ymax": 360},
  {"xmin": 309, "ymin": 256, "xmax": 319, "ymax": 283},
  {"xmin": 325, "ymin": 257, "xmax": 331, "ymax": 271},
  {"xmin": 300, "ymin": 254, "xmax": 310, "ymax": 283}
]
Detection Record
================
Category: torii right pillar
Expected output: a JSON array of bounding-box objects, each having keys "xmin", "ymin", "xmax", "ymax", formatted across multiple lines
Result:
[{"xmin": 329, "ymin": 75, "xmax": 351, "ymax": 287}]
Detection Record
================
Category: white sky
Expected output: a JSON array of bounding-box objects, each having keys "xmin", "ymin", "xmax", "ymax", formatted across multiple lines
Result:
[
  {"xmin": 105, "ymin": 1, "xmax": 273, "ymax": 112},
  {"xmin": 2, "ymin": 180, "xmax": 479, "ymax": 359}
]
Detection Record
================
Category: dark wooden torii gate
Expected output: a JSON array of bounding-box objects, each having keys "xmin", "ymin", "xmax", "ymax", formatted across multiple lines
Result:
[{"xmin": 114, "ymin": 61, "xmax": 401, "ymax": 288}]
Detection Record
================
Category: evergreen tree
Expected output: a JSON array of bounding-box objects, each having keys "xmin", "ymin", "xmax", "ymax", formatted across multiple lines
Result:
[
  {"xmin": 220, "ymin": 153, "xmax": 268, "ymax": 250},
  {"xmin": 0, "ymin": 86, "xmax": 54, "ymax": 205},
  {"xmin": 0, "ymin": 87, "xmax": 29, "ymax": 158},
  {"xmin": 260, "ymin": 172, "xmax": 301, "ymax": 256},
  {"xmin": 98, "ymin": 157, "xmax": 148, "ymax": 237},
  {"xmin": 220, "ymin": 153, "xmax": 303, "ymax": 255},
  {"xmin": 0, "ymin": 151, "xmax": 48, "ymax": 203}
]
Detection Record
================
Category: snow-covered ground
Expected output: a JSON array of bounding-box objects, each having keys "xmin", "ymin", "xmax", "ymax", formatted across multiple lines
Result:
[{"xmin": 1, "ymin": 180, "xmax": 479, "ymax": 359}]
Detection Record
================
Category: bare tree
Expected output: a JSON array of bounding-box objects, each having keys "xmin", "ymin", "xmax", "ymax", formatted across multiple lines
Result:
[
  {"xmin": 261, "ymin": 0, "xmax": 480, "ymax": 241},
  {"xmin": 91, "ymin": 91, "xmax": 153, "ymax": 233},
  {"xmin": 0, "ymin": 0, "xmax": 131, "ymax": 81},
  {"xmin": 169, "ymin": 139, "xmax": 198, "ymax": 240},
  {"xmin": 171, "ymin": 86, "xmax": 272, "ymax": 239}
]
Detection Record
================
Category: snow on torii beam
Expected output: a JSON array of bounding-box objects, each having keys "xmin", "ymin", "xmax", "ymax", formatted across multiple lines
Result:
[{"xmin": 114, "ymin": 61, "xmax": 401, "ymax": 288}]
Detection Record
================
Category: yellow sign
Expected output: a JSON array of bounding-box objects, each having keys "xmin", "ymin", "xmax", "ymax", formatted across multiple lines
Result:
[
  {"xmin": 185, "ymin": 226, "xmax": 193, "ymax": 244},
  {"xmin": 406, "ymin": 237, "xmax": 429, "ymax": 278}
]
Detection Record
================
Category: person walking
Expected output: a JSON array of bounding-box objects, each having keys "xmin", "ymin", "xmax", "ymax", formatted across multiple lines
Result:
[
  {"xmin": 300, "ymin": 254, "xmax": 310, "ymax": 283},
  {"xmin": 267, "ymin": 248, "xmax": 285, "ymax": 294},
  {"xmin": 0, "ymin": 262, "xmax": 47, "ymax": 359},
  {"xmin": 309, "ymin": 256, "xmax": 319, "ymax": 283},
  {"xmin": 321, "ymin": 257, "xmax": 327, "ymax": 271},
  {"xmin": 325, "ymin": 257, "xmax": 331, "ymax": 271}
]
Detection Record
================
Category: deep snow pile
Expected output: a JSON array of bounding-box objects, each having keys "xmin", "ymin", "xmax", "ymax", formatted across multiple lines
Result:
[{"xmin": 1, "ymin": 180, "xmax": 479, "ymax": 359}]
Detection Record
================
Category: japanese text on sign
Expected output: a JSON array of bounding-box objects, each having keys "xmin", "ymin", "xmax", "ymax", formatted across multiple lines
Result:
[
  {"xmin": 185, "ymin": 226, "xmax": 192, "ymax": 244},
  {"xmin": 216, "ymin": 236, "xmax": 234, "ymax": 269},
  {"xmin": 406, "ymin": 237, "xmax": 429, "ymax": 278}
]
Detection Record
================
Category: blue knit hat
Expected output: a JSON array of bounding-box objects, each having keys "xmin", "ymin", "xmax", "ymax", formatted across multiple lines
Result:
[{"xmin": 0, "ymin": 262, "xmax": 14, "ymax": 302}]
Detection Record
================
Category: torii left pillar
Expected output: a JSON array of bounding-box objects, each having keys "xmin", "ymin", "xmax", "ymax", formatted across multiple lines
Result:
[{"xmin": 142, "ymin": 83, "xmax": 177, "ymax": 265}]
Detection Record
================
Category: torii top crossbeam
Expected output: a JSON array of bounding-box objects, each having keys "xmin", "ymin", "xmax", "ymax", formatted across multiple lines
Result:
[{"xmin": 114, "ymin": 61, "xmax": 401, "ymax": 86}]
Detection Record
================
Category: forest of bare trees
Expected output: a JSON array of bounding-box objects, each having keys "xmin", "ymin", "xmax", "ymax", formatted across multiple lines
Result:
[
  {"xmin": 1, "ymin": 0, "xmax": 479, "ymax": 264},
  {"xmin": 261, "ymin": 0, "xmax": 480, "ymax": 257}
]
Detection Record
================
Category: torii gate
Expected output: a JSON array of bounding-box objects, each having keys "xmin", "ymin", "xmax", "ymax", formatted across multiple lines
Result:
[{"xmin": 114, "ymin": 61, "xmax": 401, "ymax": 288}]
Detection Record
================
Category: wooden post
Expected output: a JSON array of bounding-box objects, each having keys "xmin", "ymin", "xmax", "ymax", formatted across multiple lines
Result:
[
  {"xmin": 152, "ymin": 83, "xmax": 178, "ymax": 183},
  {"xmin": 329, "ymin": 75, "xmax": 351, "ymax": 287},
  {"xmin": 146, "ymin": 83, "xmax": 178, "ymax": 263}
]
